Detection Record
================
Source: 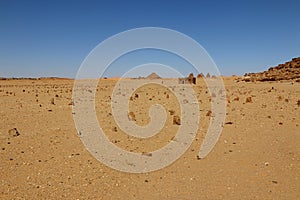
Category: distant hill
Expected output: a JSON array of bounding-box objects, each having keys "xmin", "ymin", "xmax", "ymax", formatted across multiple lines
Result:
[{"xmin": 244, "ymin": 57, "xmax": 300, "ymax": 82}]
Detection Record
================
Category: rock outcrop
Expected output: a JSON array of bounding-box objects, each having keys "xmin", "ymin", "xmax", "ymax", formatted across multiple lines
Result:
[{"xmin": 243, "ymin": 57, "xmax": 300, "ymax": 82}]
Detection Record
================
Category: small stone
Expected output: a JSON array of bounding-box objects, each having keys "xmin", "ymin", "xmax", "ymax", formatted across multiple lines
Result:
[
  {"xmin": 206, "ymin": 110, "xmax": 212, "ymax": 117},
  {"xmin": 8, "ymin": 128, "xmax": 20, "ymax": 137},
  {"xmin": 245, "ymin": 97, "xmax": 252, "ymax": 103},
  {"xmin": 141, "ymin": 152, "xmax": 152, "ymax": 157},
  {"xmin": 50, "ymin": 98, "xmax": 55, "ymax": 105},
  {"xmin": 169, "ymin": 110, "xmax": 175, "ymax": 115},
  {"xmin": 233, "ymin": 97, "xmax": 239, "ymax": 101},
  {"xmin": 173, "ymin": 115, "xmax": 181, "ymax": 125},
  {"xmin": 128, "ymin": 112, "xmax": 136, "ymax": 121}
]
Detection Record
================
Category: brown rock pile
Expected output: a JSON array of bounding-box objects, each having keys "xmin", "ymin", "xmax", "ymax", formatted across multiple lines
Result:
[{"xmin": 244, "ymin": 57, "xmax": 300, "ymax": 82}]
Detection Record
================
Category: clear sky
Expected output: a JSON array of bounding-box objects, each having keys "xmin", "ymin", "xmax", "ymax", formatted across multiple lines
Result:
[{"xmin": 0, "ymin": 0, "xmax": 299, "ymax": 78}]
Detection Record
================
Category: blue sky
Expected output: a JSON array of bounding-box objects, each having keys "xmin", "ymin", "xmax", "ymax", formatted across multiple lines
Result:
[{"xmin": 0, "ymin": 0, "xmax": 299, "ymax": 78}]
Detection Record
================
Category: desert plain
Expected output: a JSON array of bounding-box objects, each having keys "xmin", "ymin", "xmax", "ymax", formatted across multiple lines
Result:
[{"xmin": 0, "ymin": 76, "xmax": 299, "ymax": 199}]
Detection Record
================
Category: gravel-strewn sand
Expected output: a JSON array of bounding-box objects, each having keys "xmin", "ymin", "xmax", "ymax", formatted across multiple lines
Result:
[{"xmin": 0, "ymin": 78, "xmax": 299, "ymax": 199}]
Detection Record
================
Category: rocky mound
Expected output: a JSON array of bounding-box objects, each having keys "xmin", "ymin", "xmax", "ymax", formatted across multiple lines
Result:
[{"xmin": 243, "ymin": 57, "xmax": 300, "ymax": 82}]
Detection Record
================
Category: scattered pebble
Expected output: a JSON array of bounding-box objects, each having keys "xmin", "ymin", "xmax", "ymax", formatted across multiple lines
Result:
[
  {"xmin": 141, "ymin": 152, "xmax": 152, "ymax": 157},
  {"xmin": 245, "ymin": 97, "xmax": 252, "ymax": 103},
  {"xmin": 50, "ymin": 98, "xmax": 55, "ymax": 105},
  {"xmin": 128, "ymin": 111, "xmax": 136, "ymax": 121},
  {"xmin": 8, "ymin": 128, "xmax": 20, "ymax": 137},
  {"xmin": 169, "ymin": 110, "xmax": 175, "ymax": 115},
  {"xmin": 173, "ymin": 115, "xmax": 181, "ymax": 125},
  {"xmin": 233, "ymin": 97, "xmax": 239, "ymax": 101},
  {"xmin": 206, "ymin": 110, "xmax": 212, "ymax": 117}
]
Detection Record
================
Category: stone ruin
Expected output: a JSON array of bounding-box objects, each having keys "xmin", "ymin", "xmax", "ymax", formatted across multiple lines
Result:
[{"xmin": 178, "ymin": 73, "xmax": 196, "ymax": 84}]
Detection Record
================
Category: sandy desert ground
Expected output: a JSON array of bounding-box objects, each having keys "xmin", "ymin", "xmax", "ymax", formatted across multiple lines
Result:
[{"xmin": 0, "ymin": 77, "xmax": 299, "ymax": 199}]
